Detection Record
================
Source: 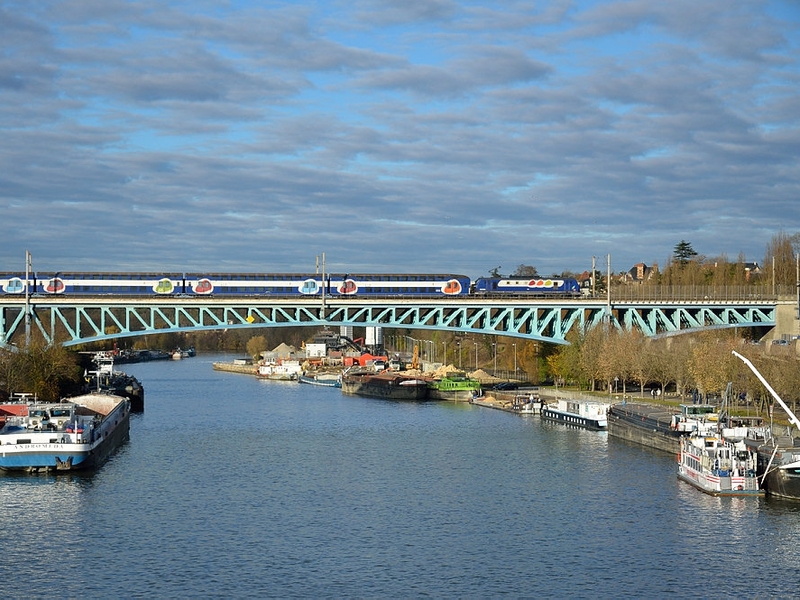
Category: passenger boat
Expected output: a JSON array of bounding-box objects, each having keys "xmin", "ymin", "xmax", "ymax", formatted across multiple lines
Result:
[
  {"xmin": 298, "ymin": 372, "xmax": 342, "ymax": 388},
  {"xmin": 541, "ymin": 398, "xmax": 610, "ymax": 430},
  {"xmin": 678, "ymin": 435, "xmax": 762, "ymax": 496},
  {"xmin": 426, "ymin": 372, "xmax": 482, "ymax": 401},
  {"xmin": 733, "ymin": 351, "xmax": 800, "ymax": 501},
  {"xmin": 341, "ymin": 369, "xmax": 429, "ymax": 401},
  {"xmin": 257, "ymin": 360, "xmax": 303, "ymax": 381},
  {"xmin": 0, "ymin": 393, "xmax": 130, "ymax": 472}
]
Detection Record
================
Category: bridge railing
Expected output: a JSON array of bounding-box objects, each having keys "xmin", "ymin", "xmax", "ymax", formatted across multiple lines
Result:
[{"xmin": 595, "ymin": 284, "xmax": 793, "ymax": 302}]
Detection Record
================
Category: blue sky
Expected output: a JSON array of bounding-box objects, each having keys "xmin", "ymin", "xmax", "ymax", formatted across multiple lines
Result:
[{"xmin": 2, "ymin": 0, "xmax": 798, "ymax": 279}]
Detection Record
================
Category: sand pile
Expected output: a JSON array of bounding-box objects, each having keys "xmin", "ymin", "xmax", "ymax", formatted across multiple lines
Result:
[{"xmin": 468, "ymin": 369, "xmax": 505, "ymax": 384}]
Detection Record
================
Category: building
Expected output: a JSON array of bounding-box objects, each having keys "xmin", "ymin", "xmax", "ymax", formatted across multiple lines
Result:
[{"xmin": 623, "ymin": 263, "xmax": 655, "ymax": 284}]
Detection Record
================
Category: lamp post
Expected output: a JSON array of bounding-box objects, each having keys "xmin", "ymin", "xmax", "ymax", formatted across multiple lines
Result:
[
  {"xmin": 513, "ymin": 343, "xmax": 517, "ymax": 375},
  {"xmin": 474, "ymin": 342, "xmax": 478, "ymax": 370},
  {"xmin": 456, "ymin": 340, "xmax": 461, "ymax": 369},
  {"xmin": 493, "ymin": 342, "xmax": 497, "ymax": 374},
  {"xmin": 443, "ymin": 341, "xmax": 447, "ymax": 365}
]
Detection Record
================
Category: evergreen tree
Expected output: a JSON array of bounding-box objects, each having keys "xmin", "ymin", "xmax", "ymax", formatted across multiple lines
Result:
[{"xmin": 673, "ymin": 240, "xmax": 698, "ymax": 266}]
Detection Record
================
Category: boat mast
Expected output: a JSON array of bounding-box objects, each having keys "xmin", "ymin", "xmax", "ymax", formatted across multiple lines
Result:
[{"xmin": 732, "ymin": 350, "xmax": 800, "ymax": 430}]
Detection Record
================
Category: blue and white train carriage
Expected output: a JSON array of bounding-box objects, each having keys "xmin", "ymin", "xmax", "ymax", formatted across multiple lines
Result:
[{"xmin": 0, "ymin": 272, "xmax": 472, "ymax": 298}]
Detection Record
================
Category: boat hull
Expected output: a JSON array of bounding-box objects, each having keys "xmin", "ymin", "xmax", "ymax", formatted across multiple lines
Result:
[
  {"xmin": 299, "ymin": 375, "xmax": 341, "ymax": 388},
  {"xmin": 0, "ymin": 394, "xmax": 130, "ymax": 473},
  {"xmin": 541, "ymin": 399, "xmax": 609, "ymax": 430},
  {"xmin": 760, "ymin": 462, "xmax": 800, "ymax": 501},
  {"xmin": 677, "ymin": 468, "xmax": 762, "ymax": 496},
  {"xmin": 747, "ymin": 442, "xmax": 800, "ymax": 500},
  {"xmin": 541, "ymin": 407, "xmax": 607, "ymax": 430},
  {"xmin": 427, "ymin": 388, "xmax": 478, "ymax": 401},
  {"xmin": 341, "ymin": 373, "xmax": 429, "ymax": 401}
]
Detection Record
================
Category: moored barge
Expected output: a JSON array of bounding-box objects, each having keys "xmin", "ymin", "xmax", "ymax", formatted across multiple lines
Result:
[
  {"xmin": 341, "ymin": 369, "xmax": 429, "ymax": 401},
  {"xmin": 541, "ymin": 398, "xmax": 610, "ymax": 430},
  {"xmin": 608, "ymin": 402, "xmax": 719, "ymax": 454},
  {"xmin": 0, "ymin": 393, "xmax": 130, "ymax": 472}
]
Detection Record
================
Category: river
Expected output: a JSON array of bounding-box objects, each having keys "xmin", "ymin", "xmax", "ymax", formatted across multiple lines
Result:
[{"xmin": 1, "ymin": 353, "xmax": 797, "ymax": 599}]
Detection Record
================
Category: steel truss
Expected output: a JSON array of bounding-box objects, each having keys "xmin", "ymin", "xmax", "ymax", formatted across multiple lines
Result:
[{"xmin": 0, "ymin": 297, "xmax": 777, "ymax": 347}]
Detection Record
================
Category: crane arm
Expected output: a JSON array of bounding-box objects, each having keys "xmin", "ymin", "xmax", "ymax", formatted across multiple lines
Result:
[{"xmin": 732, "ymin": 350, "xmax": 800, "ymax": 430}]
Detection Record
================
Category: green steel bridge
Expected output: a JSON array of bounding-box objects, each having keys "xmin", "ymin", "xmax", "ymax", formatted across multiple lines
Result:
[{"xmin": 0, "ymin": 294, "xmax": 779, "ymax": 348}]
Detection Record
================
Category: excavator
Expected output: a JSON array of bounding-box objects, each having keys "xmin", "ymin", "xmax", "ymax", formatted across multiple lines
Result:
[{"xmin": 409, "ymin": 345, "xmax": 420, "ymax": 370}]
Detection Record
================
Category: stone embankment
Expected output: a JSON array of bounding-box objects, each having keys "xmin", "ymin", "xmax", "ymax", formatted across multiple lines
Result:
[{"xmin": 212, "ymin": 361, "xmax": 257, "ymax": 375}]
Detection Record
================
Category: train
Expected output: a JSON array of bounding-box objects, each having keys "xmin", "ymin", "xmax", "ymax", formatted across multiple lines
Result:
[{"xmin": 0, "ymin": 272, "xmax": 582, "ymax": 298}]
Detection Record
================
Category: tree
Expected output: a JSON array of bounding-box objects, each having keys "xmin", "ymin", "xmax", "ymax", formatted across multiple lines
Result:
[
  {"xmin": 764, "ymin": 231, "xmax": 796, "ymax": 287},
  {"xmin": 580, "ymin": 325, "xmax": 607, "ymax": 391},
  {"xmin": 0, "ymin": 342, "xmax": 80, "ymax": 401},
  {"xmin": 673, "ymin": 240, "xmax": 698, "ymax": 267},
  {"xmin": 548, "ymin": 328, "xmax": 584, "ymax": 388},
  {"xmin": 246, "ymin": 335, "xmax": 268, "ymax": 360},
  {"xmin": 688, "ymin": 333, "xmax": 739, "ymax": 400},
  {"xmin": 512, "ymin": 264, "xmax": 538, "ymax": 277}
]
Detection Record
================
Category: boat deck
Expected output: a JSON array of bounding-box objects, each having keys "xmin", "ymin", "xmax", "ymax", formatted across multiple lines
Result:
[{"xmin": 610, "ymin": 403, "xmax": 678, "ymax": 431}]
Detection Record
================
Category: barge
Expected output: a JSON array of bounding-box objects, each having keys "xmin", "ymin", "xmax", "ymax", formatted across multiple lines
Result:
[
  {"xmin": 608, "ymin": 402, "xmax": 719, "ymax": 454},
  {"xmin": 341, "ymin": 369, "xmax": 429, "ymax": 401},
  {"xmin": 0, "ymin": 393, "xmax": 130, "ymax": 472},
  {"xmin": 541, "ymin": 398, "xmax": 610, "ymax": 430}
]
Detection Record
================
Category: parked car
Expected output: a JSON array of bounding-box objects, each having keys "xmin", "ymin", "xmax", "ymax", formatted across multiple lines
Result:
[{"xmin": 490, "ymin": 382, "xmax": 519, "ymax": 391}]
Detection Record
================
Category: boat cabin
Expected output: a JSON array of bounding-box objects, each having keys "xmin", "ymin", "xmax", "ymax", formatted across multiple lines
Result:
[{"xmin": 671, "ymin": 404, "xmax": 719, "ymax": 435}]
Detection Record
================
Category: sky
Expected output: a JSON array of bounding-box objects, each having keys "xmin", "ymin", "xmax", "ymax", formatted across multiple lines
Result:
[{"xmin": 1, "ymin": 0, "xmax": 799, "ymax": 280}]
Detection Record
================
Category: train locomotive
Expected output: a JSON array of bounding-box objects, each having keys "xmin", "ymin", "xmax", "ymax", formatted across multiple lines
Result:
[
  {"xmin": 1, "ymin": 272, "xmax": 581, "ymax": 298},
  {"xmin": 472, "ymin": 277, "xmax": 581, "ymax": 296}
]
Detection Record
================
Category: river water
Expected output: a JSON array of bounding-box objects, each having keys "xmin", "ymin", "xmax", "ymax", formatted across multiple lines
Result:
[{"xmin": 1, "ymin": 353, "xmax": 798, "ymax": 599}]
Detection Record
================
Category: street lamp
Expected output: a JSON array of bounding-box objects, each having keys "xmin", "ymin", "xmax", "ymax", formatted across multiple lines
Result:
[
  {"xmin": 443, "ymin": 341, "xmax": 447, "ymax": 365},
  {"xmin": 493, "ymin": 342, "xmax": 497, "ymax": 374},
  {"xmin": 513, "ymin": 343, "xmax": 517, "ymax": 374},
  {"xmin": 474, "ymin": 342, "xmax": 478, "ymax": 370},
  {"xmin": 456, "ymin": 340, "xmax": 461, "ymax": 369}
]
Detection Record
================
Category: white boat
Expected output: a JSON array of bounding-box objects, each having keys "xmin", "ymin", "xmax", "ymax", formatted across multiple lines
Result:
[
  {"xmin": 512, "ymin": 392, "xmax": 542, "ymax": 414},
  {"xmin": 541, "ymin": 398, "xmax": 609, "ymax": 430},
  {"xmin": 257, "ymin": 360, "xmax": 303, "ymax": 381},
  {"xmin": 0, "ymin": 393, "xmax": 130, "ymax": 472},
  {"xmin": 298, "ymin": 372, "xmax": 342, "ymax": 387},
  {"xmin": 678, "ymin": 434, "xmax": 762, "ymax": 496}
]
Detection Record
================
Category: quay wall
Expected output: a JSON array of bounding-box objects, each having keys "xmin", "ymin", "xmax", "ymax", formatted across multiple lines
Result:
[{"xmin": 212, "ymin": 362, "xmax": 257, "ymax": 375}]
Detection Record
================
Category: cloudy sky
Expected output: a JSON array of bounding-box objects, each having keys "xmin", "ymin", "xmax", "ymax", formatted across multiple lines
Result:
[{"xmin": 2, "ymin": 0, "xmax": 798, "ymax": 279}]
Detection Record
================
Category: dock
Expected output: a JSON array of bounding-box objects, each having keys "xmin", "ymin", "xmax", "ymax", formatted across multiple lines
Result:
[{"xmin": 212, "ymin": 361, "xmax": 258, "ymax": 375}]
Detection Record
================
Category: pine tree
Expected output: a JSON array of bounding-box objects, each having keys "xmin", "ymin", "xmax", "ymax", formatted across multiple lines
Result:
[{"xmin": 673, "ymin": 240, "xmax": 698, "ymax": 266}]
